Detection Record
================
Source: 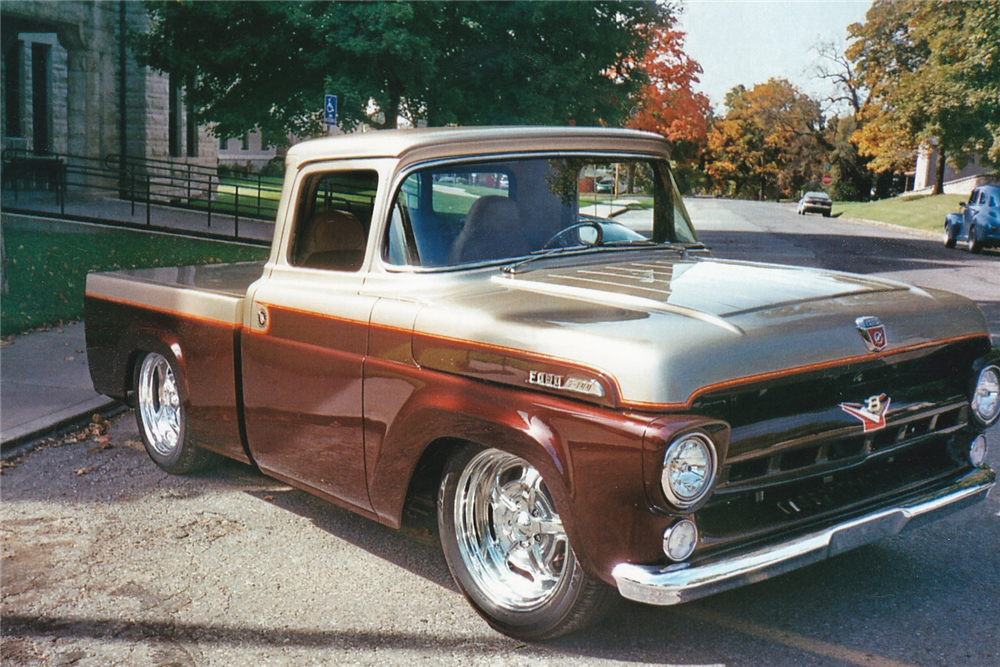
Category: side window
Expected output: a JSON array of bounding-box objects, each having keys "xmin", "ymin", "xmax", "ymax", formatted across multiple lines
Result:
[
  {"xmin": 990, "ymin": 196, "xmax": 997, "ymax": 207},
  {"xmin": 969, "ymin": 190, "xmax": 979, "ymax": 205},
  {"xmin": 289, "ymin": 170, "xmax": 379, "ymax": 271}
]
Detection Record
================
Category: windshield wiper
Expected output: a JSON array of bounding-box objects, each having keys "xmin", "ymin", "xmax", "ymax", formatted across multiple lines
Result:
[
  {"xmin": 502, "ymin": 245, "xmax": 593, "ymax": 274},
  {"xmin": 502, "ymin": 240, "xmax": 706, "ymax": 274}
]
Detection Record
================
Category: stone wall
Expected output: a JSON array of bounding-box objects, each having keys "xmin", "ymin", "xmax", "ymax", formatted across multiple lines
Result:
[{"xmin": 1, "ymin": 0, "xmax": 217, "ymax": 195}]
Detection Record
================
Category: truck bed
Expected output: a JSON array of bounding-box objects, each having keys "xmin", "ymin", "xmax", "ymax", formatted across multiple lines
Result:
[
  {"xmin": 85, "ymin": 261, "xmax": 264, "ymax": 326},
  {"xmin": 85, "ymin": 262, "xmax": 266, "ymax": 464}
]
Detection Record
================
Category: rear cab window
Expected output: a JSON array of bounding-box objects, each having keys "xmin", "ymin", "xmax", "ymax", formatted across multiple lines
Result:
[{"xmin": 288, "ymin": 170, "xmax": 379, "ymax": 271}]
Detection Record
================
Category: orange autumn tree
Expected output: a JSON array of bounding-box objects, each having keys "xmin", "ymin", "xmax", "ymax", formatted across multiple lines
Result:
[{"xmin": 627, "ymin": 22, "xmax": 710, "ymax": 190}]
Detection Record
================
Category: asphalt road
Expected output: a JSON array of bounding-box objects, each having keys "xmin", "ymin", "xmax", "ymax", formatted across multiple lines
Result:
[{"xmin": 3, "ymin": 199, "xmax": 999, "ymax": 667}]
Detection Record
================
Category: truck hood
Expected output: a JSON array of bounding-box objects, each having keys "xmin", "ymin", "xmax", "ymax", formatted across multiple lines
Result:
[{"xmin": 410, "ymin": 255, "xmax": 990, "ymax": 408}]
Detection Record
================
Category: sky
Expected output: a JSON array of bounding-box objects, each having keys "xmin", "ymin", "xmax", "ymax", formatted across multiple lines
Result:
[{"xmin": 677, "ymin": 0, "xmax": 872, "ymax": 111}]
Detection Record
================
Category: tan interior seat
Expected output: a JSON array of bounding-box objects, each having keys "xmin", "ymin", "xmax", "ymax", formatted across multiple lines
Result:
[
  {"xmin": 300, "ymin": 209, "xmax": 366, "ymax": 271},
  {"xmin": 451, "ymin": 195, "xmax": 529, "ymax": 264}
]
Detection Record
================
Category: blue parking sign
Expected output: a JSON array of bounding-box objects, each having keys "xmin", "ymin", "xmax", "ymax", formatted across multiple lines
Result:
[{"xmin": 324, "ymin": 95, "xmax": 337, "ymax": 125}]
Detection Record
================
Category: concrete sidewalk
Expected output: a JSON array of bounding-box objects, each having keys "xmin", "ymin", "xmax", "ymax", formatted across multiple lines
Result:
[
  {"xmin": 1, "ymin": 321, "xmax": 119, "ymax": 448},
  {"xmin": 1, "ymin": 194, "xmax": 269, "ymax": 449}
]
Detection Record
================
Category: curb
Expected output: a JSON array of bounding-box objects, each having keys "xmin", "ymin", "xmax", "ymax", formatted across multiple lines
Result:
[
  {"xmin": 838, "ymin": 215, "xmax": 940, "ymax": 239},
  {"xmin": 1, "ymin": 397, "xmax": 125, "ymax": 456}
]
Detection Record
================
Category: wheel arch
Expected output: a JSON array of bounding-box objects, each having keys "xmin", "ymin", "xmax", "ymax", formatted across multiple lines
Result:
[
  {"xmin": 368, "ymin": 376, "xmax": 652, "ymax": 581},
  {"xmin": 123, "ymin": 328, "xmax": 191, "ymax": 407}
]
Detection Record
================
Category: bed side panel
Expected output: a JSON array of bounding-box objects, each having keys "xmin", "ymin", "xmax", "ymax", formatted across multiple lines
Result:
[{"xmin": 85, "ymin": 274, "xmax": 248, "ymax": 463}]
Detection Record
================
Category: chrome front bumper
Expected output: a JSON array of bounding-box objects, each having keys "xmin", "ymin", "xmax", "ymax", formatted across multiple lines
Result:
[{"xmin": 612, "ymin": 467, "xmax": 995, "ymax": 606}]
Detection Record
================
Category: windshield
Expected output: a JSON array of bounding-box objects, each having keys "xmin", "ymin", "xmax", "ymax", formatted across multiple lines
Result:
[{"xmin": 384, "ymin": 156, "xmax": 698, "ymax": 268}]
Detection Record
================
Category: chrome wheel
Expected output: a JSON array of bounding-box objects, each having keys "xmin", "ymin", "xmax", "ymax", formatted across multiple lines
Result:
[
  {"xmin": 137, "ymin": 353, "xmax": 181, "ymax": 457},
  {"xmin": 453, "ymin": 449, "xmax": 568, "ymax": 611}
]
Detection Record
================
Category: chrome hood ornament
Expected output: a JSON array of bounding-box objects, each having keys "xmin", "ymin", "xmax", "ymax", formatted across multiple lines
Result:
[{"xmin": 855, "ymin": 316, "xmax": 887, "ymax": 352}]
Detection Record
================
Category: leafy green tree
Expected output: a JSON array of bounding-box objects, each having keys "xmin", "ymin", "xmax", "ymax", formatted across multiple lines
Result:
[
  {"xmin": 847, "ymin": 0, "xmax": 1000, "ymax": 194},
  {"xmin": 705, "ymin": 79, "xmax": 825, "ymax": 200},
  {"xmin": 134, "ymin": 1, "xmax": 669, "ymax": 144}
]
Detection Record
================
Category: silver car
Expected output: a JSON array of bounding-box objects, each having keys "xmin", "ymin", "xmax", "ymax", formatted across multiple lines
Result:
[{"xmin": 798, "ymin": 191, "xmax": 832, "ymax": 216}]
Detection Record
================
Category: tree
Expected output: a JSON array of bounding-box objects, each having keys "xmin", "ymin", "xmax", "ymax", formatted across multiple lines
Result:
[
  {"xmin": 626, "ymin": 20, "xmax": 711, "ymax": 192},
  {"xmin": 134, "ymin": 1, "xmax": 669, "ymax": 144},
  {"xmin": 847, "ymin": 0, "xmax": 1000, "ymax": 194},
  {"xmin": 705, "ymin": 79, "xmax": 825, "ymax": 200},
  {"xmin": 813, "ymin": 42, "xmax": 876, "ymax": 200}
]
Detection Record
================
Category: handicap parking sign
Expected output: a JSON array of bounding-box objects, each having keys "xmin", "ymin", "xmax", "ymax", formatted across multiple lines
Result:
[{"xmin": 324, "ymin": 95, "xmax": 337, "ymax": 125}]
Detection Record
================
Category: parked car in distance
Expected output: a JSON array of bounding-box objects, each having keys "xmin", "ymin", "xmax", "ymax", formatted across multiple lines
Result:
[
  {"xmin": 944, "ymin": 183, "xmax": 1000, "ymax": 253},
  {"xmin": 797, "ymin": 191, "xmax": 832, "ymax": 216},
  {"xmin": 595, "ymin": 175, "xmax": 616, "ymax": 194}
]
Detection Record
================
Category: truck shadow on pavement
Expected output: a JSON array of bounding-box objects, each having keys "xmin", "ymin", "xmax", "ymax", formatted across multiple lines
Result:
[{"xmin": 240, "ymin": 473, "xmax": 457, "ymax": 591}]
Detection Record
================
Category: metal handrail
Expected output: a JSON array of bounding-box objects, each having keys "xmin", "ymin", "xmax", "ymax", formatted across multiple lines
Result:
[{"xmin": 2, "ymin": 148, "xmax": 282, "ymax": 241}]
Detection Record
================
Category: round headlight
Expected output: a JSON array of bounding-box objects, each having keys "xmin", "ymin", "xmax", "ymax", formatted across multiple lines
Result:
[
  {"xmin": 663, "ymin": 519, "xmax": 698, "ymax": 561},
  {"xmin": 661, "ymin": 433, "xmax": 717, "ymax": 508},
  {"xmin": 971, "ymin": 365, "xmax": 1000, "ymax": 426}
]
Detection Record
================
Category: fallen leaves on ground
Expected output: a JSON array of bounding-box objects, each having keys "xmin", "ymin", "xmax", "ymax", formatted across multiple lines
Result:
[{"xmin": 1, "ymin": 414, "xmax": 116, "ymax": 472}]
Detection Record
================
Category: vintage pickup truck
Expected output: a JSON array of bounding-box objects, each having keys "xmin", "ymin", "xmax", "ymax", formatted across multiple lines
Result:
[{"xmin": 86, "ymin": 127, "xmax": 998, "ymax": 640}]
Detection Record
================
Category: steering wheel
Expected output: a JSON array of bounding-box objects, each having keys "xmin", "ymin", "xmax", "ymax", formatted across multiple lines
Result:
[{"xmin": 540, "ymin": 221, "xmax": 604, "ymax": 250}]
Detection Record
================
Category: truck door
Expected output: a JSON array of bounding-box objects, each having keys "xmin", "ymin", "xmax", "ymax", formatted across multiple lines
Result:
[{"xmin": 241, "ymin": 169, "xmax": 380, "ymax": 514}]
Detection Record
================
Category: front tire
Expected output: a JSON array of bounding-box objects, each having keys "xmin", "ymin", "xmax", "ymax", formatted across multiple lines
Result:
[
  {"xmin": 968, "ymin": 226, "xmax": 983, "ymax": 253},
  {"xmin": 438, "ymin": 445, "xmax": 614, "ymax": 640},
  {"xmin": 943, "ymin": 224, "xmax": 957, "ymax": 248},
  {"xmin": 134, "ymin": 352, "xmax": 216, "ymax": 474}
]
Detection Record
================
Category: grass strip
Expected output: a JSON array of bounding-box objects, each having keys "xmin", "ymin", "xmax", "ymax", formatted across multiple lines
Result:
[
  {"xmin": 1, "ymin": 216, "xmax": 268, "ymax": 336},
  {"xmin": 832, "ymin": 194, "xmax": 966, "ymax": 232}
]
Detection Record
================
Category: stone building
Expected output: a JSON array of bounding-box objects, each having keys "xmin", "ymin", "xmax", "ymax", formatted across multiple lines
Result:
[{"xmin": 1, "ymin": 1, "xmax": 216, "ymax": 179}]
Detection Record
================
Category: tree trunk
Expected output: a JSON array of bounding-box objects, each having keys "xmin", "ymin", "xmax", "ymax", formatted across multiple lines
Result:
[
  {"xmin": 385, "ymin": 97, "xmax": 399, "ymax": 129},
  {"xmin": 932, "ymin": 148, "xmax": 946, "ymax": 195}
]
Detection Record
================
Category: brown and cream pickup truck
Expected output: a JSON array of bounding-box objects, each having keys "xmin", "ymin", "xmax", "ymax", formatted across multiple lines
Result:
[{"xmin": 86, "ymin": 127, "xmax": 998, "ymax": 640}]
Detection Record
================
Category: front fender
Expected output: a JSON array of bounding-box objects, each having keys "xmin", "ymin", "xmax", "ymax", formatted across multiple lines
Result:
[{"xmin": 364, "ymin": 361, "xmax": 660, "ymax": 582}]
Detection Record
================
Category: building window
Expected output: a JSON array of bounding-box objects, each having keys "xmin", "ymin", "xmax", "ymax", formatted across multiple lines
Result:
[
  {"xmin": 4, "ymin": 42, "xmax": 22, "ymax": 138},
  {"xmin": 240, "ymin": 132, "xmax": 249, "ymax": 151},
  {"xmin": 219, "ymin": 135, "xmax": 228, "ymax": 151},
  {"xmin": 31, "ymin": 43, "xmax": 51, "ymax": 154},
  {"xmin": 168, "ymin": 74, "xmax": 182, "ymax": 157},
  {"xmin": 185, "ymin": 75, "xmax": 197, "ymax": 157}
]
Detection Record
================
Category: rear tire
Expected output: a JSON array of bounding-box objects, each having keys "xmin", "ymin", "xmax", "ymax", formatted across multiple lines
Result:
[
  {"xmin": 134, "ymin": 352, "xmax": 217, "ymax": 474},
  {"xmin": 438, "ymin": 445, "xmax": 615, "ymax": 640},
  {"xmin": 968, "ymin": 227, "xmax": 983, "ymax": 254}
]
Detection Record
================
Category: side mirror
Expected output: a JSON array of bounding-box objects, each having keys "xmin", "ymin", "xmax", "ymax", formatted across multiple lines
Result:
[{"xmin": 578, "ymin": 225, "xmax": 602, "ymax": 246}]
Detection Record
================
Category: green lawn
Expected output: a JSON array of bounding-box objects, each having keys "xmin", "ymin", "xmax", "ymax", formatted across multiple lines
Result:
[
  {"xmin": 1, "ymin": 218, "xmax": 268, "ymax": 336},
  {"xmin": 832, "ymin": 194, "xmax": 966, "ymax": 232}
]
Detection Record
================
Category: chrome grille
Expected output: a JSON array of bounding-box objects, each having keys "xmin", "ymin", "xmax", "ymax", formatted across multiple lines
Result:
[{"xmin": 718, "ymin": 403, "xmax": 968, "ymax": 493}]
